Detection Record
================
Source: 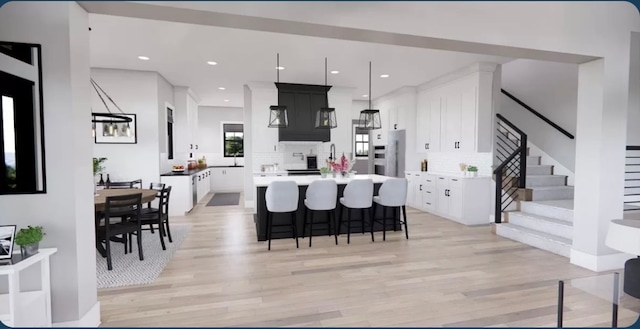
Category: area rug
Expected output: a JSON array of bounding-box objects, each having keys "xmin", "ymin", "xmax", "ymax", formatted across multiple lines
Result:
[
  {"xmin": 206, "ymin": 192, "xmax": 240, "ymax": 206},
  {"xmin": 96, "ymin": 224, "xmax": 191, "ymax": 289}
]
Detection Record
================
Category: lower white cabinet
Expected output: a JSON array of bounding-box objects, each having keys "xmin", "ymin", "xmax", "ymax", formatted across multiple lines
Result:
[
  {"xmin": 211, "ymin": 167, "xmax": 244, "ymax": 192},
  {"xmin": 406, "ymin": 171, "xmax": 491, "ymax": 225},
  {"xmin": 161, "ymin": 168, "xmax": 211, "ymax": 216}
]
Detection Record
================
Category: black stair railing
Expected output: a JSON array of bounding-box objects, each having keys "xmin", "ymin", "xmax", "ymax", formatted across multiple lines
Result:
[
  {"xmin": 493, "ymin": 114, "xmax": 528, "ymax": 223},
  {"xmin": 625, "ymin": 146, "xmax": 640, "ymax": 212},
  {"xmin": 502, "ymin": 89, "xmax": 575, "ymax": 140}
]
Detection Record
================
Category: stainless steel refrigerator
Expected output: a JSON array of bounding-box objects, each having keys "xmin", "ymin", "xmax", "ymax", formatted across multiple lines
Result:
[{"xmin": 371, "ymin": 129, "xmax": 406, "ymax": 177}]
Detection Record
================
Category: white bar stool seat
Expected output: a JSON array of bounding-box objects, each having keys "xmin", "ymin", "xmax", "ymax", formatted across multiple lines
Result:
[
  {"xmin": 303, "ymin": 180, "xmax": 338, "ymax": 247},
  {"xmin": 338, "ymin": 179, "xmax": 375, "ymax": 244},
  {"xmin": 265, "ymin": 180, "xmax": 300, "ymax": 250},
  {"xmin": 373, "ymin": 178, "xmax": 409, "ymax": 240}
]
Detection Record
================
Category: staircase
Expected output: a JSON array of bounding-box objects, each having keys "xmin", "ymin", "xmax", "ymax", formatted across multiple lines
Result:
[{"xmin": 495, "ymin": 153, "xmax": 574, "ymax": 257}]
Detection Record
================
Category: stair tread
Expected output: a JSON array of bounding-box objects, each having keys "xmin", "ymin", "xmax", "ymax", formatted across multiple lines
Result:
[
  {"xmin": 524, "ymin": 200, "xmax": 574, "ymax": 210},
  {"xmin": 529, "ymin": 185, "xmax": 574, "ymax": 191},
  {"xmin": 527, "ymin": 165, "xmax": 553, "ymax": 168},
  {"xmin": 526, "ymin": 174, "xmax": 567, "ymax": 178},
  {"xmin": 498, "ymin": 223, "xmax": 572, "ymax": 245},
  {"xmin": 510, "ymin": 212, "xmax": 573, "ymax": 227}
]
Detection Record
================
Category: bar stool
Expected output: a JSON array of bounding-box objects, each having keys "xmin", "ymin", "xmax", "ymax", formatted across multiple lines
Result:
[
  {"xmin": 373, "ymin": 178, "xmax": 409, "ymax": 240},
  {"xmin": 338, "ymin": 179, "xmax": 374, "ymax": 244},
  {"xmin": 265, "ymin": 181, "xmax": 300, "ymax": 251},
  {"xmin": 303, "ymin": 180, "xmax": 338, "ymax": 247}
]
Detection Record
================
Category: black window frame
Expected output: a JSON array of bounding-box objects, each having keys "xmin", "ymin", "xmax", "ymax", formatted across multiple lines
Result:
[
  {"xmin": 223, "ymin": 123, "xmax": 244, "ymax": 158},
  {"xmin": 354, "ymin": 128, "xmax": 370, "ymax": 157},
  {"xmin": 0, "ymin": 41, "xmax": 46, "ymax": 195},
  {"xmin": 167, "ymin": 108, "xmax": 174, "ymax": 160}
]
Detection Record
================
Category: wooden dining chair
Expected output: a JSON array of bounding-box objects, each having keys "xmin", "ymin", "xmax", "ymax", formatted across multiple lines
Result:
[
  {"xmin": 141, "ymin": 182, "xmax": 166, "ymax": 234},
  {"xmin": 106, "ymin": 179, "xmax": 143, "ymax": 189},
  {"xmin": 96, "ymin": 193, "xmax": 144, "ymax": 270},
  {"xmin": 129, "ymin": 186, "xmax": 172, "ymax": 250}
]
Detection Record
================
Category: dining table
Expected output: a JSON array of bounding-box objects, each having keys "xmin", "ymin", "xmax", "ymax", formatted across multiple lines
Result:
[{"xmin": 94, "ymin": 188, "xmax": 157, "ymax": 256}]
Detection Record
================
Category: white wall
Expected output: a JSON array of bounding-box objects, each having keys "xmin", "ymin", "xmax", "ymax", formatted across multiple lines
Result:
[
  {"xmin": 91, "ymin": 68, "xmax": 163, "ymax": 186},
  {"xmin": 197, "ymin": 106, "xmax": 244, "ymax": 166},
  {"xmin": 0, "ymin": 1, "xmax": 98, "ymax": 325},
  {"xmin": 501, "ymin": 59, "xmax": 578, "ymax": 171}
]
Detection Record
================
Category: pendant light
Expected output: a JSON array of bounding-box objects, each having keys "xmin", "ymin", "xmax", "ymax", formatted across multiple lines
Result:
[
  {"xmin": 268, "ymin": 53, "xmax": 288, "ymax": 128},
  {"xmin": 315, "ymin": 57, "xmax": 337, "ymax": 129},
  {"xmin": 91, "ymin": 78, "xmax": 132, "ymax": 137},
  {"xmin": 358, "ymin": 61, "xmax": 382, "ymax": 130}
]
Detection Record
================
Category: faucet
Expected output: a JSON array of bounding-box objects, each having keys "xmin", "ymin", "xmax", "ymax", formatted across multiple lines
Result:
[{"xmin": 330, "ymin": 144, "xmax": 336, "ymax": 161}]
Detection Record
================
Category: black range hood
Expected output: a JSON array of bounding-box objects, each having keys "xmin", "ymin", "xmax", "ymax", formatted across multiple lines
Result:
[{"xmin": 276, "ymin": 83, "xmax": 331, "ymax": 142}]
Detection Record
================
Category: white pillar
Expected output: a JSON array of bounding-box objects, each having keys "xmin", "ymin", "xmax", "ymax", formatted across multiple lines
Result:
[{"xmin": 571, "ymin": 55, "xmax": 634, "ymax": 271}]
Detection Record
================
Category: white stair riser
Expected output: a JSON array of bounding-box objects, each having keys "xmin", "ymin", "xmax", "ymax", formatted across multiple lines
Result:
[
  {"xmin": 527, "ymin": 156, "xmax": 541, "ymax": 165},
  {"xmin": 526, "ymin": 175, "xmax": 567, "ymax": 187},
  {"xmin": 527, "ymin": 165, "xmax": 553, "ymax": 175},
  {"xmin": 509, "ymin": 214, "xmax": 572, "ymax": 240},
  {"xmin": 531, "ymin": 187, "xmax": 574, "ymax": 201},
  {"xmin": 520, "ymin": 202, "xmax": 573, "ymax": 222},
  {"xmin": 496, "ymin": 225, "xmax": 570, "ymax": 257}
]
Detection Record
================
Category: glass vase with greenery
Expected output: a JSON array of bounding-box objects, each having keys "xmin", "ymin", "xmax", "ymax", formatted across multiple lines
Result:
[{"xmin": 15, "ymin": 225, "xmax": 45, "ymax": 257}]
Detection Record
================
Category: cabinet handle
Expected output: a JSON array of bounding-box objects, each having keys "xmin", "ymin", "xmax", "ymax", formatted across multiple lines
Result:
[
  {"xmin": 377, "ymin": 134, "xmax": 381, "ymax": 139},
  {"xmin": 427, "ymin": 179, "xmax": 432, "ymax": 182},
  {"xmin": 419, "ymin": 184, "xmax": 422, "ymax": 191},
  {"xmin": 452, "ymin": 179, "xmax": 458, "ymax": 181},
  {"xmin": 445, "ymin": 189, "xmax": 449, "ymax": 196},
  {"xmin": 439, "ymin": 177, "xmax": 444, "ymax": 180},
  {"xmin": 425, "ymin": 143, "xmax": 429, "ymax": 150},
  {"xmin": 190, "ymin": 144, "xmax": 193, "ymax": 149},
  {"xmin": 426, "ymin": 202, "xmax": 431, "ymax": 205},
  {"xmin": 427, "ymin": 191, "xmax": 431, "ymax": 194}
]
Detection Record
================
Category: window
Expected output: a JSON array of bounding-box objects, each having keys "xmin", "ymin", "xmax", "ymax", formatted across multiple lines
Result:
[
  {"xmin": 355, "ymin": 128, "xmax": 370, "ymax": 157},
  {"xmin": 223, "ymin": 123, "xmax": 244, "ymax": 157},
  {"xmin": 167, "ymin": 108, "xmax": 174, "ymax": 160}
]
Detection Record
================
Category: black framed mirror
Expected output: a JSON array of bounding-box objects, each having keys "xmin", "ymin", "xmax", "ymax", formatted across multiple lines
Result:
[{"xmin": 0, "ymin": 41, "xmax": 46, "ymax": 194}]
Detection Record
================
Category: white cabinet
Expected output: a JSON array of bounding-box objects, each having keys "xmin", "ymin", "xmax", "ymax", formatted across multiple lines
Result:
[
  {"xmin": 406, "ymin": 172, "xmax": 418, "ymax": 207},
  {"xmin": 174, "ymin": 87, "xmax": 201, "ymax": 154},
  {"xmin": 416, "ymin": 94, "xmax": 442, "ymax": 153},
  {"xmin": 195, "ymin": 169, "xmax": 210, "ymax": 202},
  {"xmin": 161, "ymin": 168, "xmax": 210, "ymax": 216},
  {"xmin": 415, "ymin": 65, "xmax": 495, "ymax": 153},
  {"xmin": 405, "ymin": 171, "xmax": 491, "ymax": 225},
  {"xmin": 211, "ymin": 167, "xmax": 244, "ymax": 192}
]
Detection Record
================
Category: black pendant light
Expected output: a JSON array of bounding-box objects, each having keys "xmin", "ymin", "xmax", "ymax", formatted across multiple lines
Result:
[
  {"xmin": 91, "ymin": 78, "xmax": 132, "ymax": 137},
  {"xmin": 315, "ymin": 57, "xmax": 337, "ymax": 129},
  {"xmin": 358, "ymin": 61, "xmax": 382, "ymax": 130},
  {"xmin": 268, "ymin": 53, "xmax": 288, "ymax": 128}
]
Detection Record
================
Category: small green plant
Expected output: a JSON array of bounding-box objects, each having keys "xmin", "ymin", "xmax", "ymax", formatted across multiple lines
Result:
[
  {"xmin": 15, "ymin": 226, "xmax": 45, "ymax": 246},
  {"xmin": 467, "ymin": 166, "xmax": 478, "ymax": 172},
  {"xmin": 320, "ymin": 167, "xmax": 331, "ymax": 174},
  {"xmin": 93, "ymin": 157, "xmax": 107, "ymax": 175}
]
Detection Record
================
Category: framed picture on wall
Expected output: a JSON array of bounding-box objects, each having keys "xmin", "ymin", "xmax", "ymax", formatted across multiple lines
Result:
[
  {"xmin": 94, "ymin": 113, "xmax": 137, "ymax": 144},
  {"xmin": 0, "ymin": 225, "xmax": 17, "ymax": 260}
]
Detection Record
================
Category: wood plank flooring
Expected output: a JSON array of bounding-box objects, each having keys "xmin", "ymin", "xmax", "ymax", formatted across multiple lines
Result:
[{"xmin": 98, "ymin": 193, "xmax": 639, "ymax": 327}]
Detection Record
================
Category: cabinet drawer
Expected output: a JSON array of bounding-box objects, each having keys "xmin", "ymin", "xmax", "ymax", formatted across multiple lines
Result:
[
  {"xmin": 423, "ymin": 189, "xmax": 435, "ymax": 203},
  {"xmin": 423, "ymin": 176, "xmax": 436, "ymax": 188}
]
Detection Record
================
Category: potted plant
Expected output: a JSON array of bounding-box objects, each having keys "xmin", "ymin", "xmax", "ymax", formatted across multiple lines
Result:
[
  {"xmin": 15, "ymin": 225, "xmax": 45, "ymax": 258},
  {"xmin": 320, "ymin": 167, "xmax": 330, "ymax": 178},
  {"xmin": 467, "ymin": 165, "xmax": 478, "ymax": 177},
  {"xmin": 93, "ymin": 157, "xmax": 107, "ymax": 195}
]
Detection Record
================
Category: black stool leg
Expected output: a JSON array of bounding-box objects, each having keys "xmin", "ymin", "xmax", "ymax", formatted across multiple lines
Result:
[
  {"xmin": 267, "ymin": 211, "xmax": 273, "ymax": 251},
  {"xmin": 402, "ymin": 205, "xmax": 409, "ymax": 239},
  {"xmin": 383, "ymin": 206, "xmax": 387, "ymax": 241},
  {"xmin": 337, "ymin": 205, "xmax": 343, "ymax": 236},
  {"xmin": 361, "ymin": 208, "xmax": 365, "ymax": 234},
  {"xmin": 368, "ymin": 208, "xmax": 375, "ymax": 242},
  {"xmin": 292, "ymin": 212, "xmax": 299, "ymax": 248},
  {"xmin": 309, "ymin": 210, "xmax": 314, "ymax": 247},
  {"xmin": 303, "ymin": 206, "xmax": 308, "ymax": 239},
  {"xmin": 329, "ymin": 210, "xmax": 338, "ymax": 245},
  {"xmin": 347, "ymin": 208, "xmax": 352, "ymax": 244}
]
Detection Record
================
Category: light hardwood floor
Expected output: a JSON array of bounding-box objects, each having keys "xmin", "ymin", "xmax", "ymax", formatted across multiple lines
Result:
[{"xmin": 98, "ymin": 193, "xmax": 639, "ymax": 327}]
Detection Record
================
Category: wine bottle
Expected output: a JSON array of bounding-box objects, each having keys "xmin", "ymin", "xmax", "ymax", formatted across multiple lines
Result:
[
  {"xmin": 98, "ymin": 174, "xmax": 104, "ymax": 186},
  {"xmin": 106, "ymin": 174, "xmax": 111, "ymax": 186}
]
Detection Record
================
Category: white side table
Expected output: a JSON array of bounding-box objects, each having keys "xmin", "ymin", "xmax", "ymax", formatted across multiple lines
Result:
[{"xmin": 0, "ymin": 248, "xmax": 57, "ymax": 327}]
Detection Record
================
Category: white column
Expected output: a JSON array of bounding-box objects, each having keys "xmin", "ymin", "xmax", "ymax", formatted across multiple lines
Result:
[{"xmin": 571, "ymin": 56, "xmax": 633, "ymax": 271}]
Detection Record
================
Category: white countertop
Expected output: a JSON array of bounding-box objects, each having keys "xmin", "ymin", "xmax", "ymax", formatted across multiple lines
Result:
[
  {"xmin": 405, "ymin": 170, "xmax": 491, "ymax": 179},
  {"xmin": 253, "ymin": 174, "xmax": 391, "ymax": 187}
]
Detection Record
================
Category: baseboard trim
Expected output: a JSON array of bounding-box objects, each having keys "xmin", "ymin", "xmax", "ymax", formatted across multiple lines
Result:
[
  {"xmin": 53, "ymin": 301, "xmax": 100, "ymax": 327},
  {"xmin": 570, "ymin": 248, "xmax": 633, "ymax": 272}
]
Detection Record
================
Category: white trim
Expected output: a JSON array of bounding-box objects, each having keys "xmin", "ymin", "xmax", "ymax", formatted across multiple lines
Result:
[
  {"xmin": 570, "ymin": 248, "xmax": 633, "ymax": 272},
  {"xmin": 373, "ymin": 86, "xmax": 417, "ymax": 105},
  {"xmin": 417, "ymin": 62, "xmax": 498, "ymax": 92},
  {"xmin": 53, "ymin": 301, "xmax": 100, "ymax": 327}
]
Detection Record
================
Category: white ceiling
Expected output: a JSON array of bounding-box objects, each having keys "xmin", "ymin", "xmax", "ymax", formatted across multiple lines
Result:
[{"xmin": 89, "ymin": 13, "xmax": 512, "ymax": 107}]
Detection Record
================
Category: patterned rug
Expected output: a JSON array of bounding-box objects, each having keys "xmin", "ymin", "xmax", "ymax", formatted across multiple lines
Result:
[{"xmin": 96, "ymin": 224, "xmax": 191, "ymax": 289}]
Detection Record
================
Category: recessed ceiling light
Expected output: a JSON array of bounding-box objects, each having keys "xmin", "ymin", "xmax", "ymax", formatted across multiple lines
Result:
[
  {"xmin": 380, "ymin": 74, "xmax": 389, "ymax": 78},
  {"xmin": 330, "ymin": 70, "xmax": 339, "ymax": 74},
  {"xmin": 138, "ymin": 56, "xmax": 150, "ymax": 61},
  {"xmin": 218, "ymin": 87, "xmax": 226, "ymax": 90},
  {"xmin": 362, "ymin": 94, "xmax": 369, "ymax": 98},
  {"xmin": 276, "ymin": 66, "xmax": 285, "ymax": 70},
  {"xmin": 207, "ymin": 61, "xmax": 218, "ymax": 66},
  {"xmin": 224, "ymin": 99, "xmax": 229, "ymax": 102}
]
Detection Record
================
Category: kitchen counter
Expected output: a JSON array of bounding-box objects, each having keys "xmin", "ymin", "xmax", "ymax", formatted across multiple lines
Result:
[
  {"xmin": 253, "ymin": 174, "xmax": 400, "ymax": 241},
  {"xmin": 253, "ymin": 174, "xmax": 390, "ymax": 187},
  {"xmin": 209, "ymin": 165, "xmax": 244, "ymax": 168},
  {"xmin": 160, "ymin": 167, "xmax": 209, "ymax": 176},
  {"xmin": 405, "ymin": 170, "xmax": 490, "ymax": 178}
]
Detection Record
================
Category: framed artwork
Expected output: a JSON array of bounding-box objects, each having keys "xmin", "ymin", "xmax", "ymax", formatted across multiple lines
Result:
[
  {"xmin": 0, "ymin": 225, "xmax": 16, "ymax": 259},
  {"xmin": 94, "ymin": 113, "xmax": 137, "ymax": 144}
]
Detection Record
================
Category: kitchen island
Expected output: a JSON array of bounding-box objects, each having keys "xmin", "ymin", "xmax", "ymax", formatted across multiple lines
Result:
[{"xmin": 253, "ymin": 174, "xmax": 400, "ymax": 241}]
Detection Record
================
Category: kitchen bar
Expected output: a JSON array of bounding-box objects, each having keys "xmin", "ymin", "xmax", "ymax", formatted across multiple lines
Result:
[{"xmin": 253, "ymin": 174, "xmax": 400, "ymax": 241}]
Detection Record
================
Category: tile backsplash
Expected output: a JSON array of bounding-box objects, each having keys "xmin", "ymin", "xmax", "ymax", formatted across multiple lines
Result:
[
  {"xmin": 253, "ymin": 143, "xmax": 342, "ymax": 172},
  {"xmin": 425, "ymin": 152, "xmax": 493, "ymax": 176}
]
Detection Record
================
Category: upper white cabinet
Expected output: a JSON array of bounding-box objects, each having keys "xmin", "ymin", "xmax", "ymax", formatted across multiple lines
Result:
[
  {"xmin": 415, "ymin": 63, "xmax": 495, "ymax": 153},
  {"xmin": 174, "ymin": 87, "xmax": 201, "ymax": 154}
]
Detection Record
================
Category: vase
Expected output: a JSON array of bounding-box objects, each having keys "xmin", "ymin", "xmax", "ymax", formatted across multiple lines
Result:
[
  {"xmin": 321, "ymin": 173, "xmax": 327, "ymax": 178},
  {"xmin": 332, "ymin": 172, "xmax": 337, "ymax": 178},
  {"xmin": 20, "ymin": 242, "xmax": 39, "ymax": 258},
  {"xmin": 341, "ymin": 171, "xmax": 348, "ymax": 177},
  {"xmin": 472, "ymin": 171, "xmax": 478, "ymax": 177}
]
